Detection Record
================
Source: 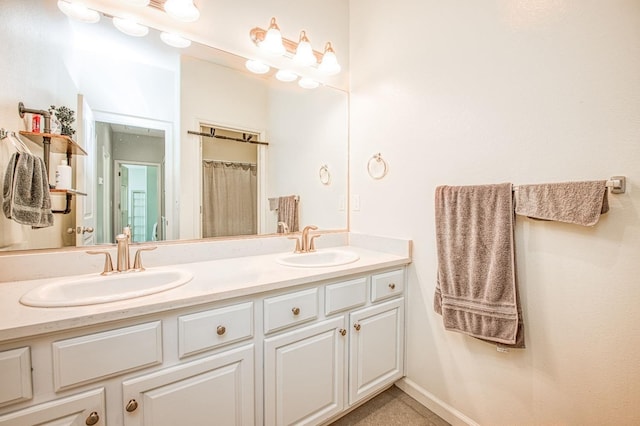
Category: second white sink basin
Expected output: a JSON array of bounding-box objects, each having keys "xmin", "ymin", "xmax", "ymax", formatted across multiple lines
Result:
[
  {"xmin": 276, "ymin": 249, "xmax": 360, "ymax": 268},
  {"xmin": 20, "ymin": 268, "xmax": 193, "ymax": 308}
]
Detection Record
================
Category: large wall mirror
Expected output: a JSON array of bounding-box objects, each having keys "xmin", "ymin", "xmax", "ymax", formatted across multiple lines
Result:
[{"xmin": 0, "ymin": 0, "xmax": 348, "ymax": 252}]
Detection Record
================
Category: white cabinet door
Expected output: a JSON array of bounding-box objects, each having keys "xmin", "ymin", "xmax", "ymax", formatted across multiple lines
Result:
[
  {"xmin": 0, "ymin": 388, "xmax": 105, "ymax": 426},
  {"xmin": 122, "ymin": 345, "xmax": 254, "ymax": 426},
  {"xmin": 264, "ymin": 317, "xmax": 346, "ymax": 426},
  {"xmin": 349, "ymin": 297, "xmax": 404, "ymax": 405}
]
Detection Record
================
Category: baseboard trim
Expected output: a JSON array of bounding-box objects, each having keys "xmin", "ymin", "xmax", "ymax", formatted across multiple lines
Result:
[{"xmin": 395, "ymin": 378, "xmax": 480, "ymax": 426}]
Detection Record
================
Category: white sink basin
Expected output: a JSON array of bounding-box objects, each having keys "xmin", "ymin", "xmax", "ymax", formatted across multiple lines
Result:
[
  {"xmin": 20, "ymin": 268, "xmax": 193, "ymax": 308},
  {"xmin": 276, "ymin": 249, "xmax": 360, "ymax": 268}
]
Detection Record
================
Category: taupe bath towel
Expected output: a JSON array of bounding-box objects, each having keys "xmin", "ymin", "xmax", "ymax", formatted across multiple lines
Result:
[
  {"xmin": 434, "ymin": 183, "xmax": 524, "ymax": 347},
  {"xmin": 277, "ymin": 195, "xmax": 299, "ymax": 233},
  {"xmin": 3, "ymin": 152, "xmax": 53, "ymax": 228},
  {"xmin": 514, "ymin": 181, "xmax": 609, "ymax": 226}
]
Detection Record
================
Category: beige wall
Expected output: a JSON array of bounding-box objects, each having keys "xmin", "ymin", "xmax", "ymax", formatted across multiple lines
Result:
[{"xmin": 349, "ymin": 0, "xmax": 640, "ymax": 425}]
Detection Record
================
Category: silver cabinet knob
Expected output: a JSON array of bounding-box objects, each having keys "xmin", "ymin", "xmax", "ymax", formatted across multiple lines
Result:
[{"xmin": 83, "ymin": 227, "xmax": 94, "ymax": 234}]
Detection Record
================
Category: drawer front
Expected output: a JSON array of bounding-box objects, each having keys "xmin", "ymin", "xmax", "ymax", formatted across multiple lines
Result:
[
  {"xmin": 264, "ymin": 288, "xmax": 318, "ymax": 334},
  {"xmin": 325, "ymin": 277, "xmax": 367, "ymax": 315},
  {"xmin": 0, "ymin": 347, "xmax": 32, "ymax": 407},
  {"xmin": 52, "ymin": 321, "xmax": 162, "ymax": 390},
  {"xmin": 179, "ymin": 302, "xmax": 254, "ymax": 358},
  {"xmin": 371, "ymin": 269, "xmax": 405, "ymax": 302}
]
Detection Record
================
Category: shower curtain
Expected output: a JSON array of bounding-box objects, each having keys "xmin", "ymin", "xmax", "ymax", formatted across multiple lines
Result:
[{"xmin": 202, "ymin": 161, "xmax": 257, "ymax": 238}]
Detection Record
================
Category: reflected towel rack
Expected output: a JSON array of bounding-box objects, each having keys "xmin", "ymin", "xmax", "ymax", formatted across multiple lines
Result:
[
  {"xmin": 512, "ymin": 176, "xmax": 626, "ymax": 194},
  {"xmin": 188, "ymin": 129, "xmax": 269, "ymax": 146}
]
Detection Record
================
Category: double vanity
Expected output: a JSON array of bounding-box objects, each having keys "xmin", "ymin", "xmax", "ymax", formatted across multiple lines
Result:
[{"xmin": 0, "ymin": 233, "xmax": 411, "ymax": 425}]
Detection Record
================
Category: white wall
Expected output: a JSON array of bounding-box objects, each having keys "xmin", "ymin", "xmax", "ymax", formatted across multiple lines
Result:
[
  {"xmin": 0, "ymin": 0, "xmax": 78, "ymax": 250},
  {"xmin": 349, "ymin": 1, "xmax": 640, "ymax": 425}
]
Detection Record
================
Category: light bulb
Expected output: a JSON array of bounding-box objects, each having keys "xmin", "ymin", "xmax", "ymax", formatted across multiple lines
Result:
[
  {"xmin": 57, "ymin": 1, "xmax": 100, "ymax": 23},
  {"xmin": 275, "ymin": 70, "xmax": 298, "ymax": 82},
  {"xmin": 260, "ymin": 17, "xmax": 285, "ymax": 55},
  {"xmin": 164, "ymin": 0, "xmax": 200, "ymax": 22},
  {"xmin": 245, "ymin": 59, "xmax": 270, "ymax": 74},
  {"xmin": 160, "ymin": 32, "xmax": 191, "ymax": 48},
  {"xmin": 298, "ymin": 77, "xmax": 319, "ymax": 89},
  {"xmin": 293, "ymin": 31, "xmax": 316, "ymax": 67},
  {"xmin": 113, "ymin": 17, "xmax": 149, "ymax": 37},
  {"xmin": 319, "ymin": 42, "xmax": 341, "ymax": 75}
]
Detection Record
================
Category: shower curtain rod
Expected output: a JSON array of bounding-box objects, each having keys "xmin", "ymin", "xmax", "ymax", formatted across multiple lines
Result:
[
  {"xmin": 203, "ymin": 159, "xmax": 257, "ymax": 168},
  {"xmin": 188, "ymin": 130, "xmax": 269, "ymax": 146}
]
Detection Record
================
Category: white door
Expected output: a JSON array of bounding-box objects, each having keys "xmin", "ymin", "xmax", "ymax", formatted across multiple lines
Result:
[
  {"xmin": 264, "ymin": 317, "xmax": 346, "ymax": 426},
  {"xmin": 75, "ymin": 94, "xmax": 96, "ymax": 246},
  {"xmin": 349, "ymin": 298, "xmax": 405, "ymax": 405},
  {"xmin": 122, "ymin": 345, "xmax": 254, "ymax": 426}
]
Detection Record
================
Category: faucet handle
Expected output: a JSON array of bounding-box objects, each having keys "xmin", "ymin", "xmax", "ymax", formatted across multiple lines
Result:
[
  {"xmin": 308, "ymin": 234, "xmax": 321, "ymax": 252},
  {"xmin": 86, "ymin": 250, "xmax": 114, "ymax": 275},
  {"xmin": 287, "ymin": 236, "xmax": 302, "ymax": 253},
  {"xmin": 133, "ymin": 246, "xmax": 157, "ymax": 271}
]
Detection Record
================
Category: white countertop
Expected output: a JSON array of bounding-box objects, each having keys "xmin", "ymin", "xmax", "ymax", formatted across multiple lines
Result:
[{"xmin": 0, "ymin": 245, "xmax": 410, "ymax": 343}]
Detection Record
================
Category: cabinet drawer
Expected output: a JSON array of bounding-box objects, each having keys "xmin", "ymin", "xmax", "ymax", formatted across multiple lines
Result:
[
  {"xmin": 179, "ymin": 302, "xmax": 254, "ymax": 358},
  {"xmin": 52, "ymin": 321, "xmax": 162, "ymax": 390},
  {"xmin": 0, "ymin": 347, "xmax": 32, "ymax": 407},
  {"xmin": 264, "ymin": 288, "xmax": 318, "ymax": 334},
  {"xmin": 0, "ymin": 388, "xmax": 105, "ymax": 426},
  {"xmin": 371, "ymin": 269, "xmax": 404, "ymax": 302},
  {"xmin": 325, "ymin": 277, "xmax": 367, "ymax": 315}
]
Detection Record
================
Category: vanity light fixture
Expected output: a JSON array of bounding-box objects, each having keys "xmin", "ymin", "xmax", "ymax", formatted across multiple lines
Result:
[
  {"xmin": 259, "ymin": 17, "xmax": 286, "ymax": 55},
  {"xmin": 113, "ymin": 17, "xmax": 149, "ymax": 37},
  {"xmin": 250, "ymin": 18, "xmax": 340, "ymax": 75},
  {"xmin": 164, "ymin": 0, "xmax": 200, "ymax": 22},
  {"xmin": 160, "ymin": 32, "xmax": 191, "ymax": 48},
  {"xmin": 318, "ymin": 42, "xmax": 341, "ymax": 75},
  {"xmin": 275, "ymin": 70, "xmax": 298, "ymax": 82},
  {"xmin": 298, "ymin": 77, "xmax": 319, "ymax": 89},
  {"xmin": 57, "ymin": 0, "xmax": 100, "ymax": 24},
  {"xmin": 293, "ymin": 31, "xmax": 316, "ymax": 67},
  {"xmin": 245, "ymin": 59, "xmax": 270, "ymax": 75}
]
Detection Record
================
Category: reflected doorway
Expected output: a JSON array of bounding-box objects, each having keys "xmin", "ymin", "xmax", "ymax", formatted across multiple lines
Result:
[
  {"xmin": 115, "ymin": 162, "xmax": 162, "ymax": 243},
  {"xmin": 95, "ymin": 121, "xmax": 166, "ymax": 244}
]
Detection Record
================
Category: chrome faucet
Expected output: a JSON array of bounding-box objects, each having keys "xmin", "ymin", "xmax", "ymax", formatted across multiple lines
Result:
[
  {"xmin": 288, "ymin": 225, "xmax": 321, "ymax": 253},
  {"xmin": 88, "ymin": 227, "xmax": 157, "ymax": 274},
  {"xmin": 301, "ymin": 225, "xmax": 317, "ymax": 252},
  {"xmin": 277, "ymin": 221, "xmax": 289, "ymax": 234},
  {"xmin": 115, "ymin": 227, "xmax": 131, "ymax": 272}
]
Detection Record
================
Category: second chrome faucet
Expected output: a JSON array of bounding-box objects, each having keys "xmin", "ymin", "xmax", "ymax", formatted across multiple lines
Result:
[{"xmin": 288, "ymin": 225, "xmax": 321, "ymax": 253}]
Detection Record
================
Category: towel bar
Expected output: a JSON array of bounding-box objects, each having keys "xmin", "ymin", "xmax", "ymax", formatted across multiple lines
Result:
[{"xmin": 512, "ymin": 176, "xmax": 626, "ymax": 194}]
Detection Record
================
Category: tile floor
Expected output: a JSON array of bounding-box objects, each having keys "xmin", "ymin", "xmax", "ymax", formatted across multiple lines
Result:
[{"xmin": 329, "ymin": 386, "xmax": 451, "ymax": 426}]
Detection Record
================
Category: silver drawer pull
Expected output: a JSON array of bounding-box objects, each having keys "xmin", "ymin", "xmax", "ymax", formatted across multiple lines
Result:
[{"xmin": 217, "ymin": 325, "xmax": 226, "ymax": 336}]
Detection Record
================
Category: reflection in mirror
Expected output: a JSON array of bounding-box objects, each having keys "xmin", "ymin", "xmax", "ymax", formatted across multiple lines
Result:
[
  {"xmin": 0, "ymin": 0, "xmax": 348, "ymax": 253},
  {"xmin": 94, "ymin": 122, "xmax": 166, "ymax": 244}
]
